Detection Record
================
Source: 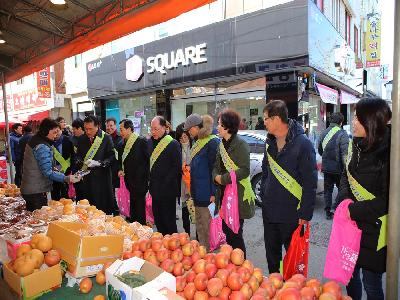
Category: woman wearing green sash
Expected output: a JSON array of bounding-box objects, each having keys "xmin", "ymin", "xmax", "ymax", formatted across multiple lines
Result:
[
  {"xmin": 337, "ymin": 98, "xmax": 391, "ymax": 300},
  {"xmin": 213, "ymin": 109, "xmax": 255, "ymax": 255},
  {"xmin": 118, "ymin": 119, "xmax": 149, "ymax": 224}
]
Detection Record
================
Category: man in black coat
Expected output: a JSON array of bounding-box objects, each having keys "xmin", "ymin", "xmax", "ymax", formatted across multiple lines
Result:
[
  {"xmin": 148, "ymin": 116, "xmax": 181, "ymax": 235},
  {"xmin": 51, "ymin": 126, "xmax": 74, "ymax": 200},
  {"xmin": 75, "ymin": 115, "xmax": 115, "ymax": 214},
  {"xmin": 117, "ymin": 119, "xmax": 149, "ymax": 224},
  {"xmin": 318, "ymin": 112, "xmax": 349, "ymax": 219}
]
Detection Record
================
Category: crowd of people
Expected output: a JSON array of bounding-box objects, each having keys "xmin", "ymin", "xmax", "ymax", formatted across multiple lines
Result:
[{"xmin": 7, "ymin": 97, "xmax": 391, "ymax": 300}]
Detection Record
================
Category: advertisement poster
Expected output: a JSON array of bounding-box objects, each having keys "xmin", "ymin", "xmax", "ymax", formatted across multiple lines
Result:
[
  {"xmin": 366, "ymin": 14, "xmax": 381, "ymax": 68},
  {"xmin": 37, "ymin": 67, "xmax": 52, "ymax": 98}
]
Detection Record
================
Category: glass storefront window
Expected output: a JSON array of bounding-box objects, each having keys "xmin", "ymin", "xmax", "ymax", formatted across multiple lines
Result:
[{"xmin": 118, "ymin": 94, "xmax": 157, "ymax": 137}]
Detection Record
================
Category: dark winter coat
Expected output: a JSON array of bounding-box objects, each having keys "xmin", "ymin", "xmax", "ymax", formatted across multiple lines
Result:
[
  {"xmin": 148, "ymin": 134, "xmax": 182, "ymax": 201},
  {"xmin": 118, "ymin": 135, "xmax": 149, "ymax": 196},
  {"xmin": 10, "ymin": 132, "xmax": 22, "ymax": 162},
  {"xmin": 75, "ymin": 130, "xmax": 115, "ymax": 214},
  {"xmin": 111, "ymin": 132, "xmax": 123, "ymax": 188},
  {"xmin": 19, "ymin": 133, "xmax": 33, "ymax": 167},
  {"xmin": 190, "ymin": 117, "xmax": 219, "ymax": 207},
  {"xmin": 261, "ymin": 119, "xmax": 317, "ymax": 223},
  {"xmin": 337, "ymin": 127, "xmax": 390, "ymax": 273},
  {"xmin": 318, "ymin": 123, "xmax": 349, "ymax": 174},
  {"xmin": 212, "ymin": 134, "xmax": 255, "ymax": 220}
]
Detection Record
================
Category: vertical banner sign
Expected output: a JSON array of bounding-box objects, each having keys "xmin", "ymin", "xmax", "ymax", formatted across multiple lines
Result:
[
  {"xmin": 366, "ymin": 14, "xmax": 381, "ymax": 68},
  {"xmin": 37, "ymin": 67, "xmax": 51, "ymax": 98}
]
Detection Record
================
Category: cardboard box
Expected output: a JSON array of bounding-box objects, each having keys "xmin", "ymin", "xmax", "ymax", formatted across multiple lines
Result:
[
  {"xmin": 106, "ymin": 257, "xmax": 176, "ymax": 300},
  {"xmin": 3, "ymin": 262, "xmax": 62, "ymax": 299},
  {"xmin": 46, "ymin": 222, "xmax": 123, "ymax": 278}
]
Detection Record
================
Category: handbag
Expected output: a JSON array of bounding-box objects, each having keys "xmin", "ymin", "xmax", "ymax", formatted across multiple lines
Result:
[
  {"xmin": 221, "ymin": 171, "xmax": 240, "ymax": 234},
  {"xmin": 209, "ymin": 214, "xmax": 226, "ymax": 251},
  {"xmin": 283, "ymin": 223, "xmax": 310, "ymax": 280},
  {"xmin": 323, "ymin": 199, "xmax": 362, "ymax": 285},
  {"xmin": 116, "ymin": 177, "xmax": 130, "ymax": 217}
]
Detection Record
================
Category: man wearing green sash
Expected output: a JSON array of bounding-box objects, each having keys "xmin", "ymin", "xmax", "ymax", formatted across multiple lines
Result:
[
  {"xmin": 261, "ymin": 100, "xmax": 317, "ymax": 274},
  {"xmin": 318, "ymin": 112, "xmax": 349, "ymax": 219},
  {"xmin": 75, "ymin": 116, "xmax": 116, "ymax": 214},
  {"xmin": 51, "ymin": 125, "xmax": 73, "ymax": 200},
  {"xmin": 149, "ymin": 116, "xmax": 182, "ymax": 235},
  {"xmin": 118, "ymin": 119, "xmax": 149, "ymax": 224},
  {"xmin": 184, "ymin": 114, "xmax": 219, "ymax": 250}
]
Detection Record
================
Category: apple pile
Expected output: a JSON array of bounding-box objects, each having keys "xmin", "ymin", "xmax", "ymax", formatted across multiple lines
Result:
[
  {"xmin": 8, "ymin": 234, "xmax": 61, "ymax": 277},
  {"xmin": 122, "ymin": 233, "xmax": 350, "ymax": 300}
]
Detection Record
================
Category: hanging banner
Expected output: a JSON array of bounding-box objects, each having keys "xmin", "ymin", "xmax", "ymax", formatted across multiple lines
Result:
[
  {"xmin": 340, "ymin": 90, "xmax": 359, "ymax": 104},
  {"xmin": 37, "ymin": 67, "xmax": 51, "ymax": 98},
  {"xmin": 366, "ymin": 14, "xmax": 381, "ymax": 68},
  {"xmin": 13, "ymin": 89, "xmax": 44, "ymax": 111},
  {"xmin": 316, "ymin": 83, "xmax": 338, "ymax": 104}
]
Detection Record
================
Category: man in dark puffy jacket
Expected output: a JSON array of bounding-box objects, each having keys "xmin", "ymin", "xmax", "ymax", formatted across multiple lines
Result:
[
  {"xmin": 10, "ymin": 123, "xmax": 23, "ymax": 186},
  {"xmin": 184, "ymin": 114, "xmax": 219, "ymax": 250},
  {"xmin": 261, "ymin": 100, "xmax": 317, "ymax": 274},
  {"xmin": 318, "ymin": 112, "xmax": 349, "ymax": 219}
]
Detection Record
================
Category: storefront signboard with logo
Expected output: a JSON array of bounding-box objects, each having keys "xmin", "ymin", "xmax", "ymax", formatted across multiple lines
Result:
[
  {"xmin": 316, "ymin": 83, "xmax": 338, "ymax": 105},
  {"xmin": 340, "ymin": 90, "xmax": 358, "ymax": 104},
  {"xmin": 37, "ymin": 67, "xmax": 52, "ymax": 98}
]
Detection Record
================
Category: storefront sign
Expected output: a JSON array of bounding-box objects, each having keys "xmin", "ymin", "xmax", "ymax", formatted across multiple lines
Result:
[
  {"xmin": 340, "ymin": 90, "xmax": 358, "ymax": 104},
  {"xmin": 146, "ymin": 43, "xmax": 207, "ymax": 75},
  {"xmin": 87, "ymin": 60, "xmax": 103, "ymax": 72},
  {"xmin": 366, "ymin": 14, "xmax": 381, "ymax": 68},
  {"xmin": 37, "ymin": 67, "xmax": 51, "ymax": 98},
  {"xmin": 13, "ymin": 89, "xmax": 45, "ymax": 111},
  {"xmin": 316, "ymin": 83, "xmax": 338, "ymax": 105}
]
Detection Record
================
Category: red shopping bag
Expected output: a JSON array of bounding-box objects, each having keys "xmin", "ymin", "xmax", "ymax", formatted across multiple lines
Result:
[
  {"xmin": 209, "ymin": 215, "xmax": 226, "ymax": 252},
  {"xmin": 117, "ymin": 177, "xmax": 130, "ymax": 217},
  {"xmin": 145, "ymin": 192, "xmax": 154, "ymax": 225},
  {"xmin": 283, "ymin": 223, "xmax": 310, "ymax": 280},
  {"xmin": 68, "ymin": 183, "xmax": 76, "ymax": 199},
  {"xmin": 221, "ymin": 171, "xmax": 240, "ymax": 234},
  {"xmin": 323, "ymin": 199, "xmax": 361, "ymax": 285}
]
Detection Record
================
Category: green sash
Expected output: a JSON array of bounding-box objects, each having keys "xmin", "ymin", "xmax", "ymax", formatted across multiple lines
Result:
[
  {"xmin": 322, "ymin": 126, "xmax": 341, "ymax": 150},
  {"xmin": 219, "ymin": 142, "xmax": 255, "ymax": 205},
  {"xmin": 121, "ymin": 133, "xmax": 139, "ymax": 172},
  {"xmin": 191, "ymin": 135, "xmax": 218, "ymax": 160},
  {"xmin": 81, "ymin": 131, "xmax": 105, "ymax": 171},
  {"xmin": 346, "ymin": 141, "xmax": 387, "ymax": 251},
  {"xmin": 265, "ymin": 144, "xmax": 303, "ymax": 209},
  {"xmin": 52, "ymin": 146, "xmax": 71, "ymax": 173},
  {"xmin": 150, "ymin": 135, "xmax": 174, "ymax": 171}
]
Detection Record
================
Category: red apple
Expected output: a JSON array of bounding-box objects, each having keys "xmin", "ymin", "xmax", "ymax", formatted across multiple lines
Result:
[
  {"xmin": 122, "ymin": 251, "xmax": 133, "ymax": 260},
  {"xmin": 252, "ymin": 268, "xmax": 263, "ymax": 284},
  {"xmin": 182, "ymin": 256, "xmax": 193, "ymax": 271},
  {"xmin": 139, "ymin": 239, "xmax": 150, "ymax": 252},
  {"xmin": 131, "ymin": 242, "xmax": 140, "ymax": 252},
  {"xmin": 143, "ymin": 249, "xmax": 156, "ymax": 261},
  {"xmin": 176, "ymin": 275, "xmax": 187, "ymax": 292},
  {"xmin": 241, "ymin": 260, "xmax": 254, "ymax": 274},
  {"xmin": 205, "ymin": 253, "xmax": 216, "ymax": 264},
  {"xmin": 229, "ymin": 291, "xmax": 246, "ymax": 300},
  {"xmin": 226, "ymin": 263, "xmax": 236, "ymax": 273},
  {"xmin": 322, "ymin": 281, "xmax": 342, "ymax": 299},
  {"xmin": 132, "ymin": 250, "xmax": 143, "ymax": 258},
  {"xmin": 193, "ymin": 259, "xmax": 207, "ymax": 274},
  {"xmin": 205, "ymin": 263, "xmax": 218, "ymax": 279},
  {"xmin": 227, "ymin": 272, "xmax": 243, "ymax": 291},
  {"xmin": 219, "ymin": 287, "xmax": 231, "ymax": 300},
  {"xmin": 198, "ymin": 245, "xmax": 207, "ymax": 258},
  {"xmin": 194, "ymin": 273, "xmax": 208, "ymax": 291},
  {"xmin": 191, "ymin": 251, "xmax": 201, "ymax": 264},
  {"xmin": 194, "ymin": 291, "xmax": 209, "ymax": 300},
  {"xmin": 151, "ymin": 239, "xmax": 163, "ymax": 252},
  {"xmin": 278, "ymin": 287, "xmax": 301, "ymax": 299},
  {"xmin": 240, "ymin": 283, "xmax": 252, "ymax": 300},
  {"xmin": 184, "ymin": 282, "xmax": 196, "ymax": 300},
  {"xmin": 306, "ymin": 278, "xmax": 322, "ymax": 297},
  {"xmin": 162, "ymin": 236, "xmax": 170, "ymax": 249},
  {"xmin": 160, "ymin": 258, "xmax": 174, "ymax": 273},
  {"xmin": 173, "ymin": 262, "xmax": 184, "ymax": 276},
  {"xmin": 237, "ymin": 267, "xmax": 251, "ymax": 283},
  {"xmin": 268, "ymin": 273, "xmax": 283, "ymax": 289},
  {"xmin": 289, "ymin": 274, "xmax": 306, "ymax": 289},
  {"xmin": 247, "ymin": 276, "xmax": 259, "ymax": 293},
  {"xmin": 207, "ymin": 277, "xmax": 224, "ymax": 297},
  {"xmin": 179, "ymin": 232, "xmax": 190, "ymax": 246},
  {"xmin": 220, "ymin": 244, "xmax": 233, "ymax": 256},
  {"xmin": 168, "ymin": 237, "xmax": 180, "ymax": 251},
  {"xmin": 215, "ymin": 252, "xmax": 229, "ymax": 269},
  {"xmin": 186, "ymin": 270, "xmax": 196, "ymax": 283},
  {"xmin": 319, "ymin": 293, "xmax": 336, "ymax": 300},
  {"xmin": 146, "ymin": 255, "xmax": 159, "ymax": 266},
  {"xmin": 156, "ymin": 248, "xmax": 170, "ymax": 263},
  {"xmin": 171, "ymin": 249, "xmax": 183, "ymax": 263},
  {"xmin": 191, "ymin": 239, "xmax": 200, "ymax": 250},
  {"xmin": 300, "ymin": 286, "xmax": 316, "ymax": 300},
  {"xmin": 216, "ymin": 269, "xmax": 230, "ymax": 286},
  {"xmin": 182, "ymin": 243, "xmax": 194, "ymax": 256},
  {"xmin": 230, "ymin": 248, "xmax": 245, "ymax": 266}
]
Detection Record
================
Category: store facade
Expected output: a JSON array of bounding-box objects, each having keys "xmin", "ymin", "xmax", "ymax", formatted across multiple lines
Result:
[{"xmin": 87, "ymin": 0, "xmax": 361, "ymax": 143}]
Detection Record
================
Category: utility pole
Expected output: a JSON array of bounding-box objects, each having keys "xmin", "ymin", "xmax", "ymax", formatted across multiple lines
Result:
[
  {"xmin": 386, "ymin": 0, "xmax": 400, "ymax": 298},
  {"xmin": 1, "ymin": 72, "xmax": 14, "ymax": 184}
]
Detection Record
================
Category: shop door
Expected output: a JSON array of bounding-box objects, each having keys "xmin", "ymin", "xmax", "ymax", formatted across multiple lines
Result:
[{"xmin": 325, "ymin": 103, "xmax": 334, "ymax": 127}]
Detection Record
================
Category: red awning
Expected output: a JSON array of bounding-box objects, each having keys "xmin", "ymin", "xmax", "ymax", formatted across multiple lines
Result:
[
  {"xmin": 28, "ymin": 110, "xmax": 50, "ymax": 121},
  {"xmin": 4, "ymin": 0, "xmax": 215, "ymax": 83}
]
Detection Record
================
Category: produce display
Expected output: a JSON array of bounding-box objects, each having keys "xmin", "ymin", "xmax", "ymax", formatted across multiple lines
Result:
[
  {"xmin": 0, "ymin": 182, "xmax": 21, "ymax": 197},
  {"xmin": 7, "ymin": 234, "xmax": 61, "ymax": 277}
]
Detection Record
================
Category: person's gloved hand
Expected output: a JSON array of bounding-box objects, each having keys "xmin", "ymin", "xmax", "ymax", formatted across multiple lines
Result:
[
  {"xmin": 85, "ymin": 159, "xmax": 102, "ymax": 168},
  {"xmin": 69, "ymin": 174, "xmax": 82, "ymax": 183}
]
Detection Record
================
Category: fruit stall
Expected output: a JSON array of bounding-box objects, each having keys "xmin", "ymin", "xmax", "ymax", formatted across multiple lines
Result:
[{"xmin": 0, "ymin": 193, "xmax": 350, "ymax": 300}]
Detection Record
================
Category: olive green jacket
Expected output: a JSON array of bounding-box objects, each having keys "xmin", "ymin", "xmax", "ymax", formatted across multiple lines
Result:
[{"xmin": 212, "ymin": 134, "xmax": 255, "ymax": 219}]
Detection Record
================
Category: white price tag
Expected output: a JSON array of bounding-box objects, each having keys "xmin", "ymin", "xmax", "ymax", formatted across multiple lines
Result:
[{"xmin": 86, "ymin": 264, "xmax": 103, "ymax": 274}]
